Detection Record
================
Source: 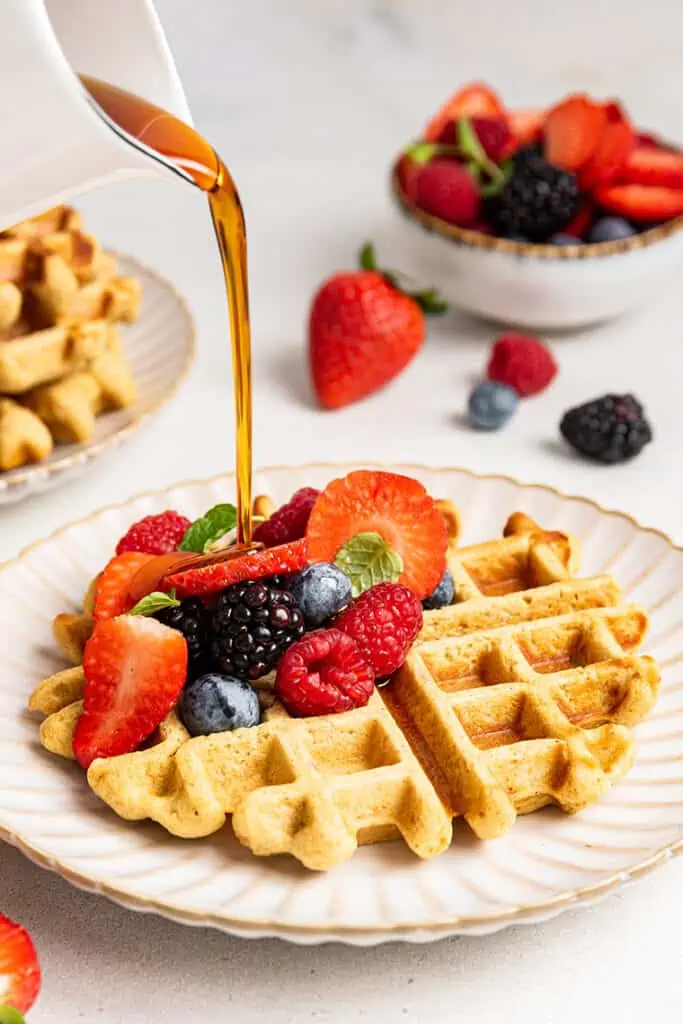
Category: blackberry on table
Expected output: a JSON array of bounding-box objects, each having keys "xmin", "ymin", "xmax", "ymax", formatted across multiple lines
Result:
[
  {"xmin": 209, "ymin": 579, "xmax": 305, "ymax": 681},
  {"xmin": 488, "ymin": 147, "xmax": 580, "ymax": 242},
  {"xmin": 154, "ymin": 598, "xmax": 209, "ymax": 678},
  {"xmin": 560, "ymin": 394, "xmax": 653, "ymax": 464}
]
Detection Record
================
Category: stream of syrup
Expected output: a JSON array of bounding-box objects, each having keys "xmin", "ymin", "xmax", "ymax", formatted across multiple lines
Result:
[{"xmin": 80, "ymin": 76, "xmax": 253, "ymax": 546}]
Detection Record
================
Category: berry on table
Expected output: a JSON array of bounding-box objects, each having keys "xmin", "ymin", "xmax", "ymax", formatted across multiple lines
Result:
[
  {"xmin": 74, "ymin": 616, "xmax": 188, "ymax": 769},
  {"xmin": 252, "ymin": 487, "xmax": 320, "ymax": 547},
  {"xmin": 560, "ymin": 394, "xmax": 653, "ymax": 464},
  {"xmin": 209, "ymin": 579, "xmax": 305, "ymax": 681},
  {"xmin": 308, "ymin": 243, "xmax": 446, "ymax": 410},
  {"xmin": 414, "ymin": 158, "xmax": 481, "ymax": 227},
  {"xmin": 275, "ymin": 628, "xmax": 374, "ymax": 717},
  {"xmin": 587, "ymin": 216, "xmax": 635, "ymax": 243},
  {"xmin": 180, "ymin": 674, "xmax": 260, "ymax": 736},
  {"xmin": 163, "ymin": 538, "xmax": 308, "ymax": 597},
  {"xmin": 153, "ymin": 597, "xmax": 209, "ymax": 679},
  {"xmin": 334, "ymin": 582, "xmax": 423, "ymax": 677},
  {"xmin": 306, "ymin": 469, "xmax": 448, "ymax": 600},
  {"xmin": 288, "ymin": 563, "xmax": 352, "ymax": 627},
  {"xmin": 115, "ymin": 510, "xmax": 192, "ymax": 556},
  {"xmin": 423, "ymin": 568, "xmax": 455, "ymax": 610},
  {"xmin": 468, "ymin": 381, "xmax": 518, "ymax": 430},
  {"xmin": 0, "ymin": 913, "xmax": 41, "ymax": 1014},
  {"xmin": 486, "ymin": 333, "xmax": 558, "ymax": 397},
  {"xmin": 487, "ymin": 146, "xmax": 580, "ymax": 242}
]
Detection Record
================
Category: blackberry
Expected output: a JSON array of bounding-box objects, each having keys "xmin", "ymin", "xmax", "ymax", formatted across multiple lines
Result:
[
  {"xmin": 154, "ymin": 598, "xmax": 209, "ymax": 678},
  {"xmin": 560, "ymin": 394, "xmax": 653, "ymax": 464},
  {"xmin": 209, "ymin": 579, "xmax": 305, "ymax": 681},
  {"xmin": 488, "ymin": 147, "xmax": 580, "ymax": 242}
]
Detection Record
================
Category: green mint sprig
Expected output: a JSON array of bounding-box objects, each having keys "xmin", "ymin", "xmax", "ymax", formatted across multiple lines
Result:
[
  {"xmin": 178, "ymin": 504, "xmax": 237, "ymax": 553},
  {"xmin": 129, "ymin": 591, "xmax": 180, "ymax": 617},
  {"xmin": 335, "ymin": 532, "xmax": 403, "ymax": 597}
]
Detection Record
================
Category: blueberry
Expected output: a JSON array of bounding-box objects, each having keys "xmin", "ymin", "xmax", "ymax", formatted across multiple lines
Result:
[
  {"xmin": 468, "ymin": 381, "xmax": 518, "ymax": 431},
  {"xmin": 423, "ymin": 569, "xmax": 455, "ymax": 610},
  {"xmin": 549, "ymin": 233, "xmax": 580, "ymax": 245},
  {"xmin": 587, "ymin": 216, "xmax": 635, "ymax": 243},
  {"xmin": 180, "ymin": 673, "xmax": 260, "ymax": 736},
  {"xmin": 289, "ymin": 563, "xmax": 352, "ymax": 627}
]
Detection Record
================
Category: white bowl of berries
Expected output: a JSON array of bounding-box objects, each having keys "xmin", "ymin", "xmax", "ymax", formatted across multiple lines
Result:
[{"xmin": 391, "ymin": 84, "xmax": 683, "ymax": 330}]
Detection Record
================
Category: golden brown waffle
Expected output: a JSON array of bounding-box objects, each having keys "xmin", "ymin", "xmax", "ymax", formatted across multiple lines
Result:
[
  {"xmin": 0, "ymin": 330, "xmax": 136, "ymax": 468},
  {"xmin": 28, "ymin": 509, "xmax": 660, "ymax": 871}
]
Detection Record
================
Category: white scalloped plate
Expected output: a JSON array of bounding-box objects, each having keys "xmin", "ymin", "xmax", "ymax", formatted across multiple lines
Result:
[
  {"xmin": 1, "ymin": 463, "xmax": 683, "ymax": 945},
  {"xmin": 0, "ymin": 253, "xmax": 195, "ymax": 504}
]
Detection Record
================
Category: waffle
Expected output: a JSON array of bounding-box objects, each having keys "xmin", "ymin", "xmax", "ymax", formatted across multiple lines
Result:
[
  {"xmin": 0, "ymin": 329, "xmax": 136, "ymax": 469},
  {"xmin": 28, "ymin": 507, "xmax": 660, "ymax": 870}
]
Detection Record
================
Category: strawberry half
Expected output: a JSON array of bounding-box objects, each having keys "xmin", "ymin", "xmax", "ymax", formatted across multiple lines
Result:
[
  {"xmin": 73, "ymin": 616, "xmax": 188, "ymax": 769},
  {"xmin": 93, "ymin": 551, "xmax": 156, "ymax": 621},
  {"xmin": 621, "ymin": 145, "xmax": 683, "ymax": 189},
  {"xmin": 580, "ymin": 102, "xmax": 635, "ymax": 189},
  {"xmin": 0, "ymin": 913, "xmax": 40, "ymax": 1014},
  {"xmin": 305, "ymin": 470, "xmax": 448, "ymax": 600},
  {"xmin": 544, "ymin": 94, "xmax": 606, "ymax": 171},
  {"xmin": 594, "ymin": 182, "xmax": 683, "ymax": 221},
  {"xmin": 163, "ymin": 538, "xmax": 308, "ymax": 597},
  {"xmin": 424, "ymin": 82, "xmax": 505, "ymax": 142}
]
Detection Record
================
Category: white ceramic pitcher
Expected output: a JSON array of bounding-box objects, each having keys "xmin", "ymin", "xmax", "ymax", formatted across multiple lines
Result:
[{"xmin": 0, "ymin": 0, "xmax": 192, "ymax": 229}]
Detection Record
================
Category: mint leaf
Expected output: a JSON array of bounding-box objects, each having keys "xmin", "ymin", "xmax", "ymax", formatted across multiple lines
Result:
[
  {"xmin": 0, "ymin": 1007, "xmax": 26, "ymax": 1024},
  {"xmin": 129, "ymin": 590, "xmax": 180, "ymax": 617},
  {"xmin": 335, "ymin": 532, "xmax": 403, "ymax": 597},
  {"xmin": 178, "ymin": 504, "xmax": 237, "ymax": 553}
]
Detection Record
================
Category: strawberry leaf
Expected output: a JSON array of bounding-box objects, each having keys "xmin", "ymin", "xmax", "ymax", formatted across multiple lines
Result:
[
  {"xmin": 178, "ymin": 504, "xmax": 237, "ymax": 553},
  {"xmin": 359, "ymin": 241, "xmax": 378, "ymax": 271},
  {"xmin": 0, "ymin": 1008, "xmax": 26, "ymax": 1024},
  {"xmin": 129, "ymin": 590, "xmax": 180, "ymax": 617},
  {"xmin": 335, "ymin": 532, "xmax": 403, "ymax": 597},
  {"xmin": 405, "ymin": 141, "xmax": 440, "ymax": 166}
]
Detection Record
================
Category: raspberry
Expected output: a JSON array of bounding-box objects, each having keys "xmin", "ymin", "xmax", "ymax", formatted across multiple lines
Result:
[
  {"xmin": 116, "ymin": 511, "xmax": 191, "ymax": 556},
  {"xmin": 252, "ymin": 487, "xmax": 320, "ymax": 547},
  {"xmin": 414, "ymin": 159, "xmax": 481, "ymax": 227},
  {"xmin": 334, "ymin": 582, "xmax": 422, "ymax": 677},
  {"xmin": 486, "ymin": 333, "xmax": 558, "ymax": 397},
  {"xmin": 275, "ymin": 629, "xmax": 374, "ymax": 717}
]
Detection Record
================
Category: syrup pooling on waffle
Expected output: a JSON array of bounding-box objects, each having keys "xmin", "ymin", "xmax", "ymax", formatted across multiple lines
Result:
[{"xmin": 28, "ymin": 496, "xmax": 660, "ymax": 871}]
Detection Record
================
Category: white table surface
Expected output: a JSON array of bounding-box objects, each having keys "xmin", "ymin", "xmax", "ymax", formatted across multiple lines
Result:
[{"xmin": 2, "ymin": 1, "xmax": 683, "ymax": 1020}]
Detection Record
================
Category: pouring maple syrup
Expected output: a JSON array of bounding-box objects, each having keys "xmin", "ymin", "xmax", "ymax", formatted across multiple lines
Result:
[{"xmin": 80, "ymin": 76, "xmax": 253, "ymax": 547}]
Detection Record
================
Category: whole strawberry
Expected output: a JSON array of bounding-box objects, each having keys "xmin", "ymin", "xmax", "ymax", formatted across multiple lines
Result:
[{"xmin": 309, "ymin": 243, "xmax": 446, "ymax": 410}]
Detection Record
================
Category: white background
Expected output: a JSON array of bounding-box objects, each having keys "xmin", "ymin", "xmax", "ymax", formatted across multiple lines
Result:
[{"xmin": 2, "ymin": 1, "xmax": 683, "ymax": 1020}]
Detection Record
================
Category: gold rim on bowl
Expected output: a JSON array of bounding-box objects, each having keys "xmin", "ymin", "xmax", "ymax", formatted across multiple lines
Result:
[{"xmin": 1, "ymin": 461, "xmax": 682, "ymax": 940}]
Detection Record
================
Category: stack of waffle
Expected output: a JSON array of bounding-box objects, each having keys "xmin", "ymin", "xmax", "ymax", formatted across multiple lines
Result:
[
  {"xmin": 0, "ymin": 206, "xmax": 141, "ymax": 471},
  {"xmin": 29, "ymin": 506, "xmax": 660, "ymax": 871}
]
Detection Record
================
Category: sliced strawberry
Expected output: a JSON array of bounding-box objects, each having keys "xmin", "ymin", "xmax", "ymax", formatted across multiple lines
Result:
[
  {"xmin": 563, "ymin": 201, "xmax": 594, "ymax": 237},
  {"xmin": 620, "ymin": 146, "xmax": 683, "ymax": 189},
  {"xmin": 0, "ymin": 913, "xmax": 41, "ymax": 1014},
  {"xmin": 93, "ymin": 551, "xmax": 156, "ymax": 621},
  {"xmin": 544, "ymin": 94, "xmax": 607, "ymax": 171},
  {"xmin": 594, "ymin": 182, "xmax": 683, "ymax": 221},
  {"xmin": 508, "ymin": 108, "xmax": 545, "ymax": 148},
  {"xmin": 424, "ymin": 83, "xmax": 505, "ymax": 142},
  {"xmin": 73, "ymin": 616, "xmax": 188, "ymax": 769},
  {"xmin": 580, "ymin": 102, "xmax": 634, "ymax": 188},
  {"xmin": 164, "ymin": 538, "xmax": 308, "ymax": 597},
  {"xmin": 305, "ymin": 470, "xmax": 447, "ymax": 600}
]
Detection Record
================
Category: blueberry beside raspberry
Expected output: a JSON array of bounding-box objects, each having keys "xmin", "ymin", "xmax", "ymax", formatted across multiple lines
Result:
[
  {"xmin": 423, "ymin": 569, "xmax": 455, "ymax": 610},
  {"xmin": 468, "ymin": 381, "xmax": 518, "ymax": 430},
  {"xmin": 289, "ymin": 563, "xmax": 352, "ymax": 627}
]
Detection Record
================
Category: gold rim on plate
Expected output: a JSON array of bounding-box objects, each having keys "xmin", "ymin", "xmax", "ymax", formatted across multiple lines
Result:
[
  {"xmin": 1, "ymin": 461, "xmax": 682, "ymax": 940},
  {"xmin": 0, "ymin": 251, "xmax": 197, "ymax": 494}
]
